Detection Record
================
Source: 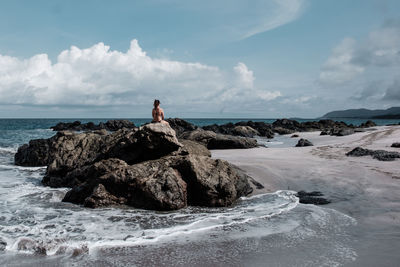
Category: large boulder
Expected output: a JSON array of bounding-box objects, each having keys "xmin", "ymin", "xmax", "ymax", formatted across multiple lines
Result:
[
  {"xmin": 62, "ymin": 155, "xmax": 252, "ymax": 210},
  {"xmin": 42, "ymin": 124, "xmax": 182, "ymax": 183},
  {"xmin": 180, "ymin": 129, "xmax": 258, "ymax": 149}
]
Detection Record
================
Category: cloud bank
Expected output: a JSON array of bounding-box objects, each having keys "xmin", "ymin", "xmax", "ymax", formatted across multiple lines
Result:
[{"xmin": 0, "ymin": 40, "xmax": 280, "ymax": 115}]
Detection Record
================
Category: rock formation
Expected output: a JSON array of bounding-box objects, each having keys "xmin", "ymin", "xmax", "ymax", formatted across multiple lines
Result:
[{"xmin": 15, "ymin": 123, "xmax": 253, "ymax": 211}]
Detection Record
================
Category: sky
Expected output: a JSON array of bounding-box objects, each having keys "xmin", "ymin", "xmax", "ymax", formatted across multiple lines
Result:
[{"xmin": 0, "ymin": 0, "xmax": 399, "ymax": 118}]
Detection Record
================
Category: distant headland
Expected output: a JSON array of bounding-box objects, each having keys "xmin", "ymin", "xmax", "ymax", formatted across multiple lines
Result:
[{"xmin": 322, "ymin": 107, "xmax": 400, "ymax": 119}]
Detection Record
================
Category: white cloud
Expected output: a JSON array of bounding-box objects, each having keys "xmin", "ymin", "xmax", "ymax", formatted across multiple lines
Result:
[
  {"xmin": 169, "ymin": 0, "xmax": 306, "ymax": 41},
  {"xmin": 319, "ymin": 38, "xmax": 364, "ymax": 84},
  {"xmin": 0, "ymin": 40, "xmax": 280, "ymax": 112},
  {"xmin": 318, "ymin": 20, "xmax": 400, "ymax": 105}
]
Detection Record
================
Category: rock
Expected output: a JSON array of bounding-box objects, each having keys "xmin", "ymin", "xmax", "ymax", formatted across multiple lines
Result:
[
  {"xmin": 295, "ymin": 138, "xmax": 313, "ymax": 147},
  {"xmin": 0, "ymin": 238, "xmax": 6, "ymax": 251},
  {"xmin": 391, "ymin": 143, "xmax": 400, "ymax": 148},
  {"xmin": 42, "ymin": 124, "xmax": 182, "ymax": 186},
  {"xmin": 346, "ymin": 147, "xmax": 400, "ymax": 161},
  {"xmin": 296, "ymin": 191, "xmax": 331, "ymax": 205},
  {"xmin": 360, "ymin": 120, "xmax": 377, "ymax": 128},
  {"xmin": 320, "ymin": 131, "xmax": 328, "ymax": 136},
  {"xmin": 166, "ymin": 118, "xmax": 197, "ymax": 136},
  {"xmin": 50, "ymin": 120, "xmax": 136, "ymax": 132},
  {"xmin": 231, "ymin": 126, "xmax": 259, "ymax": 137},
  {"xmin": 203, "ymin": 121, "xmax": 272, "ymax": 138},
  {"xmin": 178, "ymin": 139, "xmax": 211, "ymax": 157},
  {"xmin": 273, "ymin": 127, "xmax": 294, "ymax": 135},
  {"xmin": 63, "ymin": 155, "xmax": 252, "ymax": 210},
  {"xmin": 104, "ymin": 120, "xmax": 136, "ymax": 131},
  {"xmin": 330, "ymin": 128, "xmax": 355, "ymax": 136},
  {"xmin": 180, "ymin": 129, "xmax": 258, "ymax": 149},
  {"xmin": 291, "ymin": 134, "xmax": 299, "ymax": 138},
  {"xmin": 14, "ymin": 138, "xmax": 51, "ymax": 166}
]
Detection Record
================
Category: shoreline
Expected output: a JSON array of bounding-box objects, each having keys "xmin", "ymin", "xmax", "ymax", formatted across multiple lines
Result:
[{"xmin": 212, "ymin": 125, "xmax": 400, "ymax": 266}]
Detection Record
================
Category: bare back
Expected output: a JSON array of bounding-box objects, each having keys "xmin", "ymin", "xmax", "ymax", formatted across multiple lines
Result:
[{"xmin": 152, "ymin": 107, "xmax": 164, "ymax": 122}]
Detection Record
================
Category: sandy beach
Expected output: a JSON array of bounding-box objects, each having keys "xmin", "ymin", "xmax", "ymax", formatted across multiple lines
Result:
[{"xmin": 213, "ymin": 125, "xmax": 400, "ymax": 266}]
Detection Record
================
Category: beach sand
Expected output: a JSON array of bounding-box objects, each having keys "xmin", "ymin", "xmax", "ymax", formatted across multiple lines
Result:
[{"xmin": 212, "ymin": 125, "xmax": 400, "ymax": 266}]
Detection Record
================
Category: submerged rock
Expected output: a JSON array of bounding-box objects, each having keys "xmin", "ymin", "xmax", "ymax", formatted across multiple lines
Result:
[
  {"xmin": 295, "ymin": 139, "xmax": 313, "ymax": 147},
  {"xmin": 296, "ymin": 191, "xmax": 331, "ymax": 205},
  {"xmin": 346, "ymin": 147, "xmax": 400, "ymax": 161}
]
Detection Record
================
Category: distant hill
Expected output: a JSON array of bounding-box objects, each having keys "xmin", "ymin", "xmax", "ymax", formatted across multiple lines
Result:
[{"xmin": 322, "ymin": 107, "xmax": 400, "ymax": 119}]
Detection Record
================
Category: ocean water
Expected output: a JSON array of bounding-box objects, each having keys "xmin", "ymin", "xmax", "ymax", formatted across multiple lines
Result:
[{"xmin": 0, "ymin": 118, "xmax": 390, "ymax": 266}]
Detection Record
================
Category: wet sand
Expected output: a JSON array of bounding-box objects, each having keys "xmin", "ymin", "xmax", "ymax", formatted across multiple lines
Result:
[{"xmin": 212, "ymin": 125, "xmax": 400, "ymax": 266}]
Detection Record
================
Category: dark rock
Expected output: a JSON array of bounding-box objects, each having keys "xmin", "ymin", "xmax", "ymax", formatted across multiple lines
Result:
[
  {"xmin": 360, "ymin": 120, "xmax": 377, "ymax": 128},
  {"xmin": 50, "ymin": 120, "xmax": 135, "ymax": 132},
  {"xmin": 346, "ymin": 147, "xmax": 400, "ymax": 161},
  {"xmin": 295, "ymin": 138, "xmax": 313, "ymax": 147},
  {"xmin": 0, "ymin": 238, "xmax": 6, "ymax": 251},
  {"xmin": 63, "ymin": 155, "xmax": 252, "ymax": 210},
  {"xmin": 320, "ymin": 131, "xmax": 328, "ymax": 136},
  {"xmin": 391, "ymin": 143, "xmax": 400, "ymax": 148},
  {"xmin": 166, "ymin": 118, "xmax": 197, "ymax": 136},
  {"xmin": 180, "ymin": 129, "xmax": 258, "ymax": 149},
  {"xmin": 42, "ymin": 124, "xmax": 182, "ymax": 186},
  {"xmin": 296, "ymin": 191, "xmax": 331, "ymax": 205},
  {"xmin": 104, "ymin": 120, "xmax": 136, "ymax": 131},
  {"xmin": 14, "ymin": 138, "xmax": 51, "ymax": 166},
  {"xmin": 291, "ymin": 134, "xmax": 299, "ymax": 138},
  {"xmin": 203, "ymin": 121, "xmax": 273, "ymax": 138}
]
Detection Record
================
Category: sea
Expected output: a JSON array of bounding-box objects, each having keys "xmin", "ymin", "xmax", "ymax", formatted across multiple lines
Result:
[{"xmin": 0, "ymin": 118, "xmax": 397, "ymax": 266}]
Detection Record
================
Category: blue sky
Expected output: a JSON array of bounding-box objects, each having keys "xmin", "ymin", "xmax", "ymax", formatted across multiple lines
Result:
[{"xmin": 0, "ymin": 0, "xmax": 399, "ymax": 118}]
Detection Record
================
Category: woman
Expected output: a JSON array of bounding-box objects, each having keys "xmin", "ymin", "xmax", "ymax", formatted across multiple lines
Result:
[{"xmin": 152, "ymin": 99, "xmax": 169, "ymax": 125}]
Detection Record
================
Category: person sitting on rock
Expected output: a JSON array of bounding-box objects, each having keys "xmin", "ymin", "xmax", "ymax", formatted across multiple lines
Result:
[{"xmin": 152, "ymin": 99, "xmax": 169, "ymax": 125}]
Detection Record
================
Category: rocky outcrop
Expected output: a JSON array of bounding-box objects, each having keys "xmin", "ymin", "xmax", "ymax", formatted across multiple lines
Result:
[
  {"xmin": 50, "ymin": 120, "xmax": 136, "ymax": 132},
  {"xmin": 391, "ymin": 142, "xmax": 400, "ymax": 148},
  {"xmin": 295, "ymin": 139, "xmax": 313, "ymax": 147},
  {"xmin": 62, "ymin": 155, "xmax": 252, "ymax": 210},
  {"xmin": 180, "ymin": 129, "xmax": 258, "ymax": 149},
  {"xmin": 15, "ymin": 123, "xmax": 253, "ymax": 211},
  {"xmin": 346, "ymin": 147, "xmax": 400, "ymax": 161}
]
